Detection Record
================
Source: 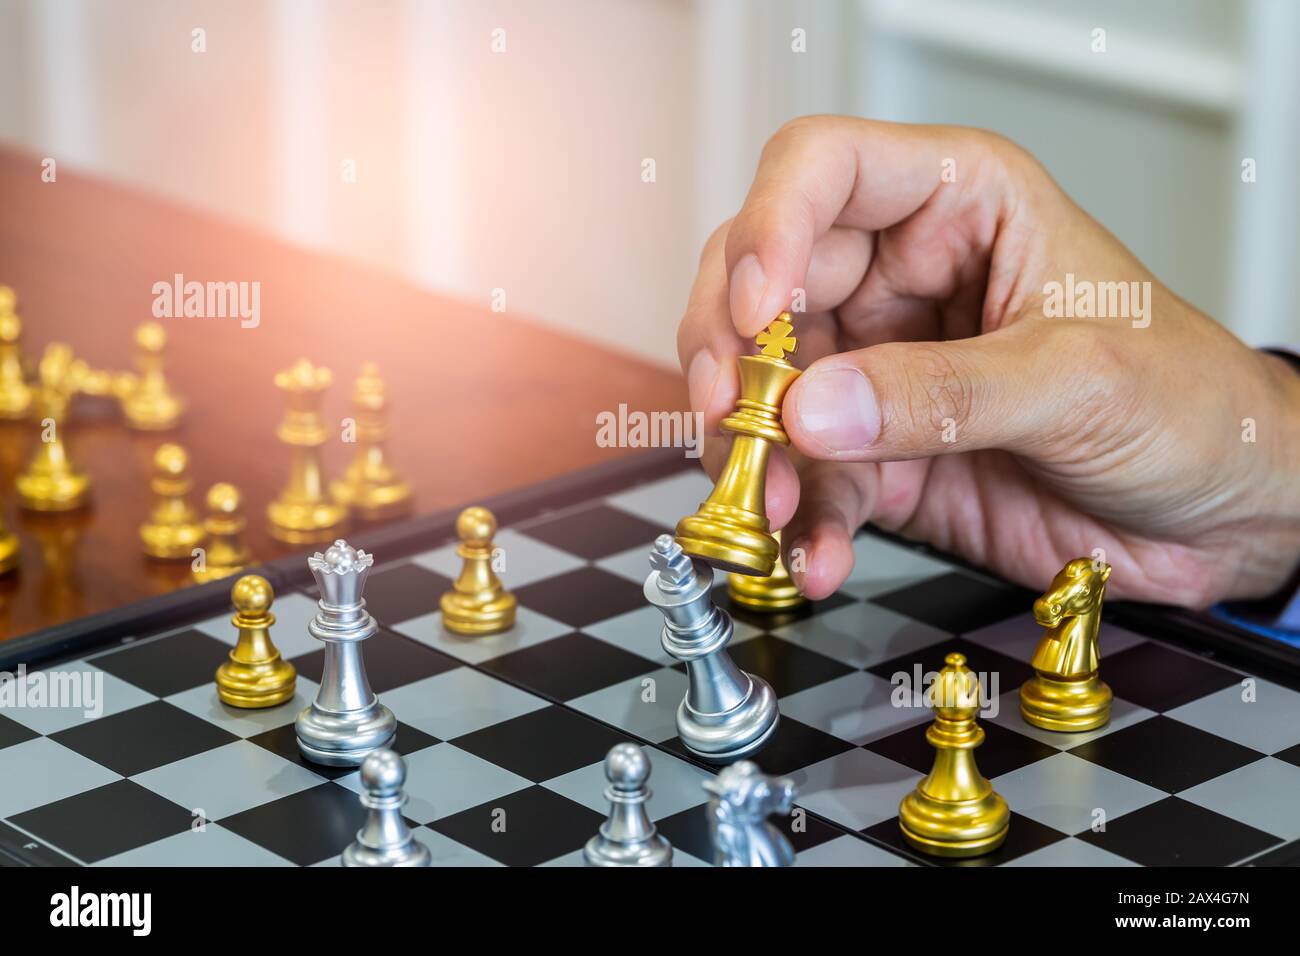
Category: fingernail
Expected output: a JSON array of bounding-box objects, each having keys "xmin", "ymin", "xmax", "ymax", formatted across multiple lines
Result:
[
  {"xmin": 787, "ymin": 537, "xmax": 811, "ymax": 592},
  {"xmin": 729, "ymin": 253, "xmax": 767, "ymax": 332},
  {"xmin": 687, "ymin": 349, "xmax": 720, "ymax": 416},
  {"xmin": 796, "ymin": 367, "xmax": 881, "ymax": 451}
]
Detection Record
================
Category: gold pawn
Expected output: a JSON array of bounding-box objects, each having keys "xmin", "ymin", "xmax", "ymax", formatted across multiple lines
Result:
[
  {"xmin": 0, "ymin": 288, "xmax": 33, "ymax": 420},
  {"xmin": 727, "ymin": 530, "xmax": 807, "ymax": 611},
  {"xmin": 140, "ymin": 443, "xmax": 206, "ymax": 559},
  {"xmin": 193, "ymin": 482, "xmax": 252, "ymax": 584},
  {"xmin": 120, "ymin": 321, "xmax": 184, "ymax": 430},
  {"xmin": 1020, "ymin": 558, "xmax": 1113, "ymax": 732},
  {"xmin": 16, "ymin": 344, "xmax": 91, "ymax": 512},
  {"xmin": 675, "ymin": 313, "xmax": 801, "ymax": 577},
  {"xmin": 266, "ymin": 359, "xmax": 348, "ymax": 544},
  {"xmin": 440, "ymin": 506, "xmax": 516, "ymax": 635},
  {"xmin": 330, "ymin": 362, "xmax": 413, "ymax": 522},
  {"xmin": 215, "ymin": 574, "xmax": 297, "ymax": 708},
  {"xmin": 898, "ymin": 653, "xmax": 1009, "ymax": 858}
]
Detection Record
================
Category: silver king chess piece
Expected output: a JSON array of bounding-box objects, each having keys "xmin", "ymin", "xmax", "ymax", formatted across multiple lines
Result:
[
  {"xmin": 295, "ymin": 539, "xmax": 397, "ymax": 766},
  {"xmin": 341, "ymin": 749, "xmax": 431, "ymax": 867},
  {"xmin": 584, "ymin": 743, "xmax": 673, "ymax": 867},
  {"xmin": 644, "ymin": 534, "xmax": 779, "ymax": 762},
  {"xmin": 705, "ymin": 760, "xmax": 797, "ymax": 867}
]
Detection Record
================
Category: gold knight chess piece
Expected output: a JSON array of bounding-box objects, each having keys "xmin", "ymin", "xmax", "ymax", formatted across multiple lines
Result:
[
  {"xmin": 193, "ymin": 482, "xmax": 253, "ymax": 584},
  {"xmin": 119, "ymin": 321, "xmax": 184, "ymax": 431},
  {"xmin": 899, "ymin": 653, "xmax": 1010, "ymax": 858},
  {"xmin": 215, "ymin": 574, "xmax": 297, "ymax": 708},
  {"xmin": 440, "ymin": 506, "xmax": 516, "ymax": 635},
  {"xmin": 675, "ymin": 312, "xmax": 801, "ymax": 577},
  {"xmin": 1020, "ymin": 558, "xmax": 1113, "ymax": 731},
  {"xmin": 0, "ymin": 288, "xmax": 33, "ymax": 420},
  {"xmin": 726, "ymin": 530, "xmax": 807, "ymax": 611},
  {"xmin": 139, "ymin": 443, "xmax": 206, "ymax": 559},
  {"xmin": 16, "ymin": 344, "xmax": 91, "ymax": 511},
  {"xmin": 267, "ymin": 359, "xmax": 348, "ymax": 544},
  {"xmin": 330, "ymin": 363, "xmax": 413, "ymax": 522}
]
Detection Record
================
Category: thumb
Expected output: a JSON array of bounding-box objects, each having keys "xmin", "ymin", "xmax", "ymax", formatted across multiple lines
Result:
[{"xmin": 784, "ymin": 327, "xmax": 1058, "ymax": 461}]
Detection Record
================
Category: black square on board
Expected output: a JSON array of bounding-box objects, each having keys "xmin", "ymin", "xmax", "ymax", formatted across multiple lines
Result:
[
  {"xmin": 219, "ymin": 782, "xmax": 368, "ymax": 866},
  {"xmin": 92, "ymin": 628, "xmax": 230, "ymax": 697},
  {"xmin": 0, "ymin": 712, "xmax": 39, "ymax": 751},
  {"xmin": 1102, "ymin": 641, "xmax": 1243, "ymax": 713},
  {"xmin": 864, "ymin": 717, "xmax": 1056, "ymax": 779},
  {"xmin": 247, "ymin": 720, "xmax": 438, "ymax": 780},
  {"xmin": 50, "ymin": 700, "xmax": 238, "ymax": 777},
  {"xmin": 480, "ymin": 631, "xmax": 658, "ymax": 701},
  {"xmin": 866, "ymin": 635, "xmax": 1034, "ymax": 692},
  {"xmin": 654, "ymin": 801, "xmax": 842, "ymax": 864},
  {"xmin": 10, "ymin": 780, "xmax": 194, "ymax": 864},
  {"xmin": 661, "ymin": 714, "xmax": 854, "ymax": 777},
  {"xmin": 347, "ymin": 562, "xmax": 452, "ymax": 625},
  {"xmin": 450, "ymin": 705, "xmax": 629, "ymax": 782},
  {"xmin": 514, "ymin": 566, "xmax": 646, "ymax": 629},
  {"xmin": 428, "ymin": 785, "xmax": 604, "ymax": 867},
  {"xmin": 1069, "ymin": 715, "xmax": 1263, "ymax": 793},
  {"xmin": 723, "ymin": 633, "xmax": 855, "ymax": 698},
  {"xmin": 522, "ymin": 504, "xmax": 666, "ymax": 561},
  {"xmin": 1076, "ymin": 796, "xmax": 1280, "ymax": 866},
  {"xmin": 871, "ymin": 573, "xmax": 1029, "ymax": 634},
  {"xmin": 292, "ymin": 628, "xmax": 458, "ymax": 694}
]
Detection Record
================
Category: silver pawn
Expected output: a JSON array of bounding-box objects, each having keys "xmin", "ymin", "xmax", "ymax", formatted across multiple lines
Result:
[
  {"xmin": 704, "ymin": 760, "xmax": 797, "ymax": 867},
  {"xmin": 296, "ymin": 539, "xmax": 397, "ymax": 766},
  {"xmin": 341, "ymin": 749, "xmax": 431, "ymax": 867},
  {"xmin": 584, "ymin": 743, "xmax": 673, "ymax": 867},
  {"xmin": 644, "ymin": 535, "xmax": 779, "ymax": 762}
]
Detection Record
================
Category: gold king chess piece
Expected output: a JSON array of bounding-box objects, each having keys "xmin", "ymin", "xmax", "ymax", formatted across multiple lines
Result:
[
  {"xmin": 0, "ymin": 288, "xmax": 33, "ymax": 420},
  {"xmin": 193, "ymin": 482, "xmax": 253, "ymax": 584},
  {"xmin": 726, "ymin": 530, "xmax": 807, "ymax": 611},
  {"xmin": 267, "ymin": 359, "xmax": 349, "ymax": 544},
  {"xmin": 215, "ymin": 574, "xmax": 297, "ymax": 708},
  {"xmin": 440, "ymin": 506, "xmax": 516, "ymax": 635},
  {"xmin": 16, "ymin": 344, "xmax": 91, "ymax": 511},
  {"xmin": 119, "ymin": 321, "xmax": 184, "ymax": 430},
  {"xmin": 1020, "ymin": 558, "xmax": 1113, "ymax": 731},
  {"xmin": 330, "ymin": 363, "xmax": 413, "ymax": 522},
  {"xmin": 139, "ymin": 443, "xmax": 206, "ymax": 559},
  {"xmin": 899, "ymin": 653, "xmax": 1010, "ymax": 858},
  {"xmin": 675, "ymin": 313, "xmax": 801, "ymax": 577}
]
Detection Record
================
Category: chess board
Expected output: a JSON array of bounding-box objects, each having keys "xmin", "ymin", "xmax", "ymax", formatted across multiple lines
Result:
[{"xmin": 1, "ymin": 453, "xmax": 1298, "ymax": 868}]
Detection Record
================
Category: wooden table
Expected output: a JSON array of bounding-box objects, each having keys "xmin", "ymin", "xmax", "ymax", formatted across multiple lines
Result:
[{"xmin": 0, "ymin": 148, "xmax": 687, "ymax": 641}]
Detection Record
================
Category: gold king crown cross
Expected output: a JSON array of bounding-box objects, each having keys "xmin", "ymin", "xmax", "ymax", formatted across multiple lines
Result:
[{"xmin": 755, "ymin": 314, "xmax": 797, "ymax": 360}]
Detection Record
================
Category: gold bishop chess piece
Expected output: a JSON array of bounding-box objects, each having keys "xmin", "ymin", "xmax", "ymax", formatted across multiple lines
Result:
[
  {"xmin": 676, "ymin": 312, "xmax": 801, "ymax": 577},
  {"xmin": 119, "ymin": 321, "xmax": 184, "ymax": 430},
  {"xmin": 330, "ymin": 363, "xmax": 413, "ymax": 522},
  {"xmin": 139, "ymin": 443, "xmax": 206, "ymax": 559},
  {"xmin": 0, "ymin": 288, "xmax": 33, "ymax": 420},
  {"xmin": 899, "ymin": 653, "xmax": 1010, "ymax": 858},
  {"xmin": 726, "ymin": 530, "xmax": 807, "ymax": 611},
  {"xmin": 267, "ymin": 360, "xmax": 349, "ymax": 544},
  {"xmin": 440, "ymin": 506, "xmax": 516, "ymax": 635},
  {"xmin": 215, "ymin": 574, "xmax": 297, "ymax": 708},
  {"xmin": 1020, "ymin": 558, "xmax": 1113, "ymax": 731},
  {"xmin": 16, "ymin": 344, "xmax": 91, "ymax": 511},
  {"xmin": 193, "ymin": 482, "xmax": 252, "ymax": 584}
]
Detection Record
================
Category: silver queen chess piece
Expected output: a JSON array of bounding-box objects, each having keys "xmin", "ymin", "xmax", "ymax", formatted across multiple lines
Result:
[
  {"xmin": 295, "ymin": 539, "xmax": 397, "ymax": 766},
  {"xmin": 644, "ymin": 535, "xmax": 779, "ymax": 762}
]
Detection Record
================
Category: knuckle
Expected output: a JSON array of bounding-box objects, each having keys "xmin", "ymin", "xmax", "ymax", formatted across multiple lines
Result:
[
  {"xmin": 1041, "ymin": 323, "xmax": 1127, "ymax": 423},
  {"xmin": 897, "ymin": 345, "xmax": 978, "ymax": 436}
]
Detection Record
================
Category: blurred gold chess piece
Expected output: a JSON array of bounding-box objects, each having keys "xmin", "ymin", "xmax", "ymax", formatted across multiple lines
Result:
[
  {"xmin": 119, "ymin": 321, "xmax": 184, "ymax": 430},
  {"xmin": 215, "ymin": 574, "xmax": 297, "ymax": 708},
  {"xmin": 1020, "ymin": 558, "xmax": 1113, "ymax": 732},
  {"xmin": 193, "ymin": 482, "xmax": 252, "ymax": 584},
  {"xmin": 675, "ymin": 313, "xmax": 801, "ymax": 577},
  {"xmin": 16, "ymin": 344, "xmax": 91, "ymax": 511},
  {"xmin": 441, "ymin": 506, "xmax": 516, "ymax": 635},
  {"xmin": 899, "ymin": 653, "xmax": 1009, "ymax": 858},
  {"xmin": 140, "ymin": 443, "xmax": 205, "ymax": 559},
  {"xmin": 331, "ymin": 363, "xmax": 413, "ymax": 522},
  {"xmin": 0, "ymin": 509, "xmax": 19, "ymax": 575},
  {"xmin": 727, "ymin": 530, "xmax": 807, "ymax": 611},
  {"xmin": 267, "ymin": 359, "xmax": 348, "ymax": 544},
  {"xmin": 0, "ymin": 287, "xmax": 33, "ymax": 420}
]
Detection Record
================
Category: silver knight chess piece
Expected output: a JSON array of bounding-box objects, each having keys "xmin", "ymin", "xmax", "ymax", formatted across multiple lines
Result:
[
  {"xmin": 584, "ymin": 743, "xmax": 673, "ymax": 867},
  {"xmin": 296, "ymin": 539, "xmax": 397, "ymax": 766},
  {"xmin": 644, "ymin": 535, "xmax": 779, "ymax": 762},
  {"xmin": 341, "ymin": 749, "xmax": 431, "ymax": 867},
  {"xmin": 705, "ymin": 761, "xmax": 797, "ymax": 867}
]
